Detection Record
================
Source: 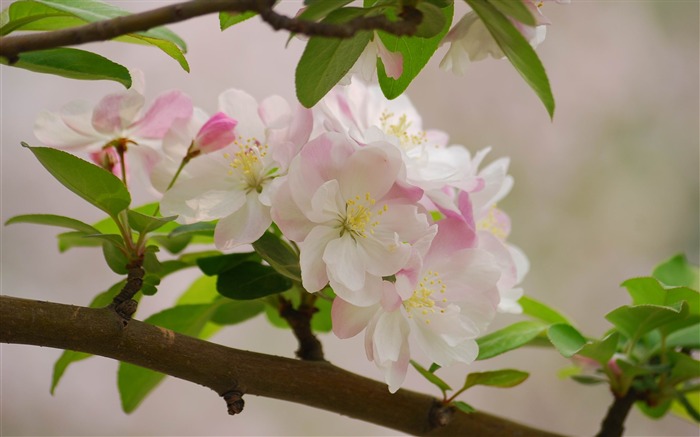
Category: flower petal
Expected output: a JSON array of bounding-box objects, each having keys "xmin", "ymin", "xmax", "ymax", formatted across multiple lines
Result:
[
  {"xmin": 131, "ymin": 90, "xmax": 193, "ymax": 139},
  {"xmin": 331, "ymin": 298, "xmax": 377, "ymax": 339},
  {"xmin": 215, "ymin": 192, "xmax": 271, "ymax": 249}
]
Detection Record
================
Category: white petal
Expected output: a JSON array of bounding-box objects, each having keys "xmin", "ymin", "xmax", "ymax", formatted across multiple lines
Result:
[
  {"xmin": 331, "ymin": 298, "xmax": 378, "ymax": 339},
  {"xmin": 324, "ymin": 234, "xmax": 366, "ymax": 291},
  {"xmin": 299, "ymin": 225, "xmax": 337, "ymax": 292},
  {"xmin": 215, "ymin": 192, "xmax": 272, "ymax": 250}
]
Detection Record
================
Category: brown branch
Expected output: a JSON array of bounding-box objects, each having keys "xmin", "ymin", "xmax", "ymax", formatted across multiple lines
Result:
[
  {"xmin": 595, "ymin": 390, "xmax": 639, "ymax": 437},
  {"xmin": 278, "ymin": 296, "xmax": 325, "ymax": 361},
  {"xmin": 0, "ymin": 295, "xmax": 562, "ymax": 436},
  {"xmin": 0, "ymin": 0, "xmax": 421, "ymax": 63}
]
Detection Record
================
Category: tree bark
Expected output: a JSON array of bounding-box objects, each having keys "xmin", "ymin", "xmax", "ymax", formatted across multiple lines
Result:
[{"xmin": 0, "ymin": 295, "xmax": 561, "ymax": 436}]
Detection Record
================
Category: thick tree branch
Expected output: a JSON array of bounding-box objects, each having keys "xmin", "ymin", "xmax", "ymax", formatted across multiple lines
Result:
[
  {"xmin": 595, "ymin": 390, "xmax": 639, "ymax": 437},
  {"xmin": 0, "ymin": 0, "xmax": 421, "ymax": 63},
  {"xmin": 0, "ymin": 295, "xmax": 561, "ymax": 436}
]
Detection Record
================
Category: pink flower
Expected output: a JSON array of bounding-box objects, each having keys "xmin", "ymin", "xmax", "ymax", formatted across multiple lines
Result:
[
  {"xmin": 34, "ymin": 70, "xmax": 193, "ymax": 178},
  {"xmin": 332, "ymin": 216, "xmax": 501, "ymax": 392},
  {"xmin": 272, "ymin": 133, "xmax": 433, "ymax": 306},
  {"xmin": 160, "ymin": 89, "xmax": 312, "ymax": 250},
  {"xmin": 440, "ymin": 0, "xmax": 555, "ymax": 75},
  {"xmin": 341, "ymin": 34, "xmax": 403, "ymax": 84}
]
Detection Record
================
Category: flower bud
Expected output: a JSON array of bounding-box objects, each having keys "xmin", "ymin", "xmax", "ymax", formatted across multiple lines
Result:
[{"xmin": 191, "ymin": 112, "xmax": 237, "ymax": 155}]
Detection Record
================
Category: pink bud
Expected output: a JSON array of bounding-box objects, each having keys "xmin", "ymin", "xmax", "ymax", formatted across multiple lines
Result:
[
  {"xmin": 90, "ymin": 147, "xmax": 125, "ymax": 178},
  {"xmin": 192, "ymin": 112, "xmax": 237, "ymax": 154}
]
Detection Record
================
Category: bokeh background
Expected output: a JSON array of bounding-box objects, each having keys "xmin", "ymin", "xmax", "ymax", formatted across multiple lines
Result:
[{"xmin": 1, "ymin": 0, "xmax": 698, "ymax": 436}]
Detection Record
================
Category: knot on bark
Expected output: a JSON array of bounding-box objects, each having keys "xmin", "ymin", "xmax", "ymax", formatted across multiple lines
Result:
[
  {"xmin": 429, "ymin": 401, "xmax": 455, "ymax": 428},
  {"xmin": 222, "ymin": 390, "xmax": 245, "ymax": 416}
]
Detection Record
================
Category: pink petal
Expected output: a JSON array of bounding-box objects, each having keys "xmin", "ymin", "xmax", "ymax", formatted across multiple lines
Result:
[
  {"xmin": 194, "ymin": 112, "xmax": 237, "ymax": 154},
  {"xmin": 376, "ymin": 37, "xmax": 403, "ymax": 79},
  {"xmin": 92, "ymin": 89, "xmax": 145, "ymax": 135},
  {"xmin": 131, "ymin": 90, "xmax": 193, "ymax": 139},
  {"xmin": 331, "ymin": 298, "xmax": 377, "ymax": 339},
  {"xmin": 299, "ymin": 225, "xmax": 337, "ymax": 292},
  {"xmin": 214, "ymin": 192, "xmax": 272, "ymax": 250}
]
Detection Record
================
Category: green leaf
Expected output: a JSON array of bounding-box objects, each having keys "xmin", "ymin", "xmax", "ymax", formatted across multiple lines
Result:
[
  {"xmin": 489, "ymin": 0, "xmax": 536, "ymax": 26},
  {"xmin": 414, "ymin": 2, "xmax": 446, "ymax": 38},
  {"xmin": 211, "ymin": 300, "xmax": 265, "ymax": 325},
  {"xmin": 462, "ymin": 369, "xmax": 529, "ymax": 391},
  {"xmin": 196, "ymin": 252, "xmax": 258, "ymax": 276},
  {"xmin": 56, "ymin": 230, "xmax": 103, "ymax": 251},
  {"xmin": 429, "ymin": 363, "xmax": 441, "ymax": 373},
  {"xmin": 476, "ymin": 321, "xmax": 546, "ymax": 360},
  {"xmin": 2, "ymin": 48, "xmax": 131, "ymax": 87},
  {"xmin": 24, "ymin": 145, "xmax": 130, "ymax": 217},
  {"xmin": 149, "ymin": 234, "xmax": 192, "ymax": 254},
  {"xmin": 672, "ymin": 392, "xmax": 700, "ymax": 423},
  {"xmin": 666, "ymin": 323, "xmax": 700, "ymax": 349},
  {"xmin": 252, "ymin": 232, "xmax": 301, "ymax": 282},
  {"xmin": 102, "ymin": 239, "xmax": 129, "ymax": 274},
  {"xmin": 176, "ymin": 275, "xmax": 218, "ymax": 305},
  {"xmin": 464, "ymin": 0, "xmax": 554, "ymax": 118},
  {"xmin": 547, "ymin": 323, "xmax": 587, "ymax": 358},
  {"xmin": 519, "ymin": 295, "xmax": 571, "ymax": 325},
  {"xmin": 623, "ymin": 277, "xmax": 700, "ymax": 315},
  {"xmin": 637, "ymin": 399, "xmax": 673, "ymax": 419},
  {"xmin": 577, "ymin": 332, "xmax": 619, "ymax": 366},
  {"xmin": 5, "ymin": 213, "xmax": 100, "ymax": 234},
  {"xmin": 452, "ymin": 400, "xmax": 476, "ymax": 414},
  {"xmin": 168, "ymin": 222, "xmax": 216, "ymax": 238},
  {"xmin": 654, "ymin": 254, "xmax": 700, "ymax": 289},
  {"xmin": 570, "ymin": 375, "xmax": 608, "ymax": 386},
  {"xmin": 3, "ymin": 0, "xmax": 188, "ymax": 71},
  {"xmin": 126, "ymin": 210, "xmax": 176, "ymax": 235},
  {"xmin": 51, "ymin": 280, "xmax": 125, "ymax": 393},
  {"xmin": 219, "ymin": 10, "xmax": 257, "ymax": 30},
  {"xmin": 377, "ymin": 4, "xmax": 453, "ymax": 99},
  {"xmin": 668, "ymin": 352, "xmax": 700, "ymax": 386},
  {"xmin": 295, "ymin": 8, "xmax": 372, "ymax": 107},
  {"xmin": 298, "ymin": 0, "xmax": 353, "ymax": 22},
  {"xmin": 605, "ymin": 303, "xmax": 689, "ymax": 342},
  {"xmin": 217, "ymin": 262, "xmax": 292, "ymax": 300},
  {"xmin": 118, "ymin": 303, "xmax": 219, "ymax": 413},
  {"xmin": 410, "ymin": 360, "xmax": 452, "ymax": 392},
  {"xmin": 311, "ymin": 296, "xmax": 333, "ymax": 333}
]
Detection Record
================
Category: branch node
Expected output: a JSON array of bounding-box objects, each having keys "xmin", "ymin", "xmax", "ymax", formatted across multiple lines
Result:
[
  {"xmin": 222, "ymin": 390, "xmax": 245, "ymax": 415},
  {"xmin": 429, "ymin": 401, "xmax": 455, "ymax": 428}
]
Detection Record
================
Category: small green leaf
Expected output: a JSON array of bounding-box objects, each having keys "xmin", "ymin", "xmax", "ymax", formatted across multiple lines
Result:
[
  {"xmin": 126, "ymin": 210, "xmax": 176, "ymax": 235},
  {"xmin": 2, "ymin": 48, "xmax": 131, "ymax": 87},
  {"xmin": 252, "ymin": 232, "xmax": 301, "ymax": 282},
  {"xmin": 211, "ymin": 300, "xmax": 265, "ymax": 325},
  {"xmin": 56, "ymin": 230, "xmax": 103, "ymax": 251},
  {"xmin": 377, "ymin": 4, "xmax": 453, "ymax": 99},
  {"xmin": 546, "ymin": 323, "xmax": 587, "ymax": 358},
  {"xmin": 666, "ymin": 323, "xmax": 700, "ymax": 349},
  {"xmin": 196, "ymin": 252, "xmax": 258, "ymax": 276},
  {"xmin": 217, "ymin": 262, "xmax": 292, "ymax": 300},
  {"xmin": 5, "ymin": 213, "xmax": 99, "ymax": 234},
  {"xmin": 168, "ymin": 222, "xmax": 216, "ymax": 238},
  {"xmin": 295, "ymin": 8, "xmax": 372, "ymax": 107},
  {"xmin": 452, "ymin": 400, "xmax": 476, "ymax": 414},
  {"xmin": 298, "ymin": 0, "xmax": 353, "ymax": 22},
  {"xmin": 24, "ymin": 145, "xmax": 130, "ymax": 217},
  {"xmin": 605, "ymin": 303, "xmax": 688, "ymax": 342},
  {"xmin": 429, "ymin": 363, "xmax": 442, "ymax": 373},
  {"xmin": 653, "ymin": 254, "xmax": 700, "ymax": 289},
  {"xmin": 577, "ymin": 332, "xmax": 619, "ymax": 366},
  {"xmin": 118, "ymin": 303, "xmax": 220, "ymax": 413},
  {"xmin": 489, "ymin": 0, "xmax": 535, "ymax": 26},
  {"xmin": 464, "ymin": 0, "xmax": 554, "ymax": 118},
  {"xmin": 637, "ymin": 399, "xmax": 673, "ymax": 419},
  {"xmin": 622, "ymin": 277, "xmax": 667, "ymax": 306},
  {"xmin": 570, "ymin": 375, "xmax": 608, "ymax": 386},
  {"xmin": 219, "ymin": 10, "xmax": 257, "ymax": 30},
  {"xmin": 102, "ymin": 239, "xmax": 128, "ymax": 274},
  {"xmin": 410, "ymin": 360, "xmax": 452, "ymax": 392},
  {"xmin": 519, "ymin": 295, "xmax": 571, "ymax": 325},
  {"xmin": 668, "ymin": 352, "xmax": 700, "ymax": 386},
  {"xmin": 476, "ymin": 321, "xmax": 546, "ymax": 360},
  {"xmin": 149, "ymin": 234, "xmax": 192, "ymax": 254},
  {"xmin": 462, "ymin": 369, "xmax": 529, "ymax": 390}
]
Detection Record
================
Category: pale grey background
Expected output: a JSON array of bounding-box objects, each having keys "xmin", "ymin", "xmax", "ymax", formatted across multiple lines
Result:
[{"xmin": 1, "ymin": 0, "xmax": 698, "ymax": 436}]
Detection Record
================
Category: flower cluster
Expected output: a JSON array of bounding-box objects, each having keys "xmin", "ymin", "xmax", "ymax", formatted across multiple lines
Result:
[{"xmin": 34, "ymin": 77, "xmax": 527, "ymax": 392}]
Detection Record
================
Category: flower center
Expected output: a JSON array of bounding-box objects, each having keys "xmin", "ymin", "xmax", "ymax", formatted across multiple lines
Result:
[
  {"xmin": 379, "ymin": 111, "xmax": 427, "ymax": 151},
  {"xmin": 476, "ymin": 205, "xmax": 509, "ymax": 240},
  {"xmin": 225, "ymin": 138, "xmax": 270, "ymax": 192},
  {"xmin": 404, "ymin": 270, "xmax": 447, "ymax": 324},
  {"xmin": 340, "ymin": 193, "xmax": 386, "ymax": 239}
]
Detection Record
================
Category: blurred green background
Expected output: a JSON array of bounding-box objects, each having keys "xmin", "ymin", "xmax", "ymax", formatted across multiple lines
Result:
[{"xmin": 1, "ymin": 1, "xmax": 698, "ymax": 435}]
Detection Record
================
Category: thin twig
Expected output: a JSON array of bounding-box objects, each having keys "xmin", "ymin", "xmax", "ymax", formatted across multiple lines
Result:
[{"xmin": 0, "ymin": 0, "xmax": 421, "ymax": 62}]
